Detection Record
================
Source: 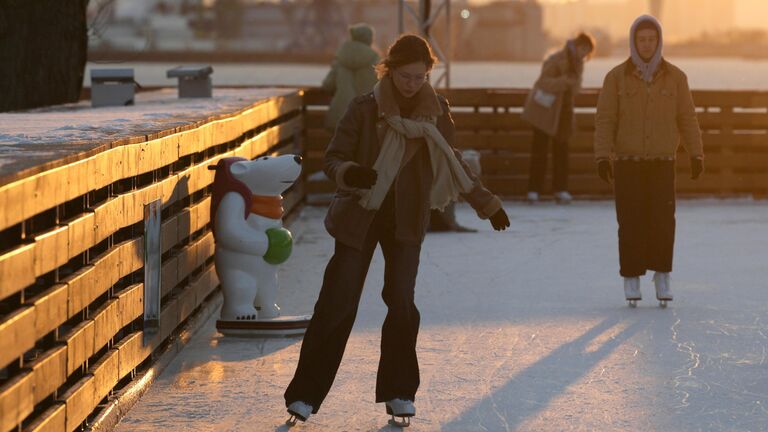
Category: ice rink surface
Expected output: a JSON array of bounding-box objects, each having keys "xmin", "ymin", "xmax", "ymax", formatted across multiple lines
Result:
[{"xmin": 116, "ymin": 200, "xmax": 768, "ymax": 431}]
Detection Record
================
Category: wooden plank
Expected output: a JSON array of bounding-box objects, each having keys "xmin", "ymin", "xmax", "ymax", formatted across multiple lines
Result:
[
  {"xmin": 0, "ymin": 92, "xmax": 302, "ymax": 233},
  {"xmin": 176, "ymin": 241, "xmax": 199, "ymax": 287},
  {"xmin": 28, "ymin": 345, "xmax": 67, "ymax": 405},
  {"xmin": 65, "ymin": 265, "xmax": 96, "ymax": 318},
  {"xmin": 0, "ymin": 306, "xmax": 35, "ymax": 370},
  {"xmin": 24, "ymin": 402, "xmax": 66, "ymax": 432},
  {"xmin": 192, "ymin": 264, "xmax": 218, "ymax": 307},
  {"xmin": 160, "ymin": 296, "xmax": 180, "ymax": 341},
  {"xmin": 91, "ymin": 195, "xmax": 126, "ymax": 248},
  {"xmin": 120, "ymin": 237, "xmax": 145, "ymax": 277},
  {"xmin": 32, "ymin": 224, "xmax": 70, "ymax": 276},
  {"xmin": 90, "ymin": 349, "xmax": 120, "ymax": 404},
  {"xmin": 161, "ymin": 254, "xmax": 179, "ymax": 299},
  {"xmin": 93, "ymin": 298, "xmax": 121, "ymax": 350},
  {"xmin": 116, "ymin": 283, "xmax": 144, "ymax": 329},
  {"xmin": 178, "ymin": 285, "xmax": 197, "ymax": 324},
  {"xmin": 66, "ymin": 211, "xmax": 96, "ymax": 259},
  {"xmin": 161, "ymin": 216, "xmax": 179, "ymax": 254},
  {"xmin": 61, "ymin": 375, "xmax": 95, "ymax": 432},
  {"xmin": 115, "ymin": 331, "xmax": 151, "ymax": 379},
  {"xmin": 0, "ymin": 370, "xmax": 34, "ymax": 432},
  {"xmin": 64, "ymin": 319, "xmax": 95, "ymax": 375},
  {"xmin": 28, "ymin": 283, "xmax": 68, "ymax": 340},
  {"xmin": 0, "ymin": 243, "xmax": 35, "ymax": 302}
]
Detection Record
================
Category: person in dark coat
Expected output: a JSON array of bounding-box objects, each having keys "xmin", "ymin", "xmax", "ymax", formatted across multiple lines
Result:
[
  {"xmin": 284, "ymin": 34, "xmax": 510, "ymax": 426},
  {"xmin": 522, "ymin": 32, "xmax": 595, "ymax": 204}
]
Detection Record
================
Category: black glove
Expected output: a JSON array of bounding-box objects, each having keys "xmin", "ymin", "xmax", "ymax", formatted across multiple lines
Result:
[
  {"xmin": 343, "ymin": 165, "xmax": 377, "ymax": 189},
  {"xmin": 597, "ymin": 160, "xmax": 613, "ymax": 184},
  {"xmin": 489, "ymin": 208, "xmax": 510, "ymax": 231},
  {"xmin": 691, "ymin": 157, "xmax": 704, "ymax": 180}
]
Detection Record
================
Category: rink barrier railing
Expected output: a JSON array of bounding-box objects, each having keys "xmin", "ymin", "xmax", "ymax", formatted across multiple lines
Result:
[
  {"xmin": 303, "ymin": 87, "xmax": 768, "ymax": 198},
  {"xmin": 0, "ymin": 90, "xmax": 305, "ymax": 432}
]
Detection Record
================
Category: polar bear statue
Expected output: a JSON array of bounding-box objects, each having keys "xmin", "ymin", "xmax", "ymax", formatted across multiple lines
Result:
[{"xmin": 209, "ymin": 154, "xmax": 302, "ymax": 324}]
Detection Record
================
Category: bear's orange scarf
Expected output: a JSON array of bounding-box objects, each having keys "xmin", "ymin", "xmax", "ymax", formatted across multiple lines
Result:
[{"xmin": 250, "ymin": 195, "xmax": 284, "ymax": 220}]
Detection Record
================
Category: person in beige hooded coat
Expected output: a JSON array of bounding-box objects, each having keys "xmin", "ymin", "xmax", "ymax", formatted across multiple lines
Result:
[
  {"xmin": 594, "ymin": 15, "xmax": 704, "ymax": 306},
  {"xmin": 322, "ymin": 23, "xmax": 380, "ymax": 131}
]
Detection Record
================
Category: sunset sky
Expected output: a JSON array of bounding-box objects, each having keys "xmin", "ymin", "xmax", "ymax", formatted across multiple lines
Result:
[{"xmin": 469, "ymin": 0, "xmax": 768, "ymax": 30}]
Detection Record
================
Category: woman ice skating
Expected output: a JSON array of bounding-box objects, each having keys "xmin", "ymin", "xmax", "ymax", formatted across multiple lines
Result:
[
  {"xmin": 594, "ymin": 15, "xmax": 704, "ymax": 307},
  {"xmin": 284, "ymin": 34, "xmax": 510, "ymax": 427},
  {"xmin": 522, "ymin": 32, "xmax": 595, "ymax": 204}
]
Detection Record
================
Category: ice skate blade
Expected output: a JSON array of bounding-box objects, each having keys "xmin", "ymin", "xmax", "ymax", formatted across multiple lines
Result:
[
  {"xmin": 388, "ymin": 416, "xmax": 411, "ymax": 428},
  {"xmin": 658, "ymin": 300, "xmax": 670, "ymax": 308},
  {"xmin": 285, "ymin": 412, "xmax": 307, "ymax": 427},
  {"xmin": 627, "ymin": 299, "xmax": 639, "ymax": 308}
]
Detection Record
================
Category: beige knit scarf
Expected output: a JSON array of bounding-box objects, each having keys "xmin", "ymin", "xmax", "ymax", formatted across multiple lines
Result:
[{"xmin": 357, "ymin": 79, "xmax": 475, "ymax": 211}]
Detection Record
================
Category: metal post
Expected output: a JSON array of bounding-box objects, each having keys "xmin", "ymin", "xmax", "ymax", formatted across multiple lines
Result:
[
  {"xmin": 143, "ymin": 199, "xmax": 162, "ymax": 344},
  {"xmin": 398, "ymin": 0, "xmax": 451, "ymax": 89}
]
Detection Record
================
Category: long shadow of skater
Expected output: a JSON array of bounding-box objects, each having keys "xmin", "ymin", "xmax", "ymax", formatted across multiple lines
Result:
[{"xmin": 442, "ymin": 314, "xmax": 643, "ymax": 431}]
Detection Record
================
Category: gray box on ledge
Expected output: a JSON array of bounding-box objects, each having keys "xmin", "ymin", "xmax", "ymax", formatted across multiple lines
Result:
[
  {"xmin": 167, "ymin": 65, "xmax": 214, "ymax": 98},
  {"xmin": 91, "ymin": 68, "xmax": 136, "ymax": 107}
]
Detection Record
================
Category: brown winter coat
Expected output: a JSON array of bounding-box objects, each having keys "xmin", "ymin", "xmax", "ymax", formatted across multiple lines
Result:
[
  {"xmin": 521, "ymin": 48, "xmax": 583, "ymax": 138},
  {"xmin": 594, "ymin": 59, "xmax": 703, "ymax": 160},
  {"xmin": 324, "ymin": 83, "xmax": 502, "ymax": 250}
]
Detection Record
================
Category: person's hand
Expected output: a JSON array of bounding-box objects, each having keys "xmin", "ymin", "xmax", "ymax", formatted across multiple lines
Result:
[
  {"xmin": 344, "ymin": 165, "xmax": 377, "ymax": 189},
  {"xmin": 690, "ymin": 157, "xmax": 704, "ymax": 180},
  {"xmin": 489, "ymin": 208, "xmax": 510, "ymax": 231},
  {"xmin": 597, "ymin": 160, "xmax": 613, "ymax": 184}
]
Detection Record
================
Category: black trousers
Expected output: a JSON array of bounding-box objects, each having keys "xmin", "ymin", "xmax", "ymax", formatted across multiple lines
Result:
[
  {"xmin": 528, "ymin": 127, "xmax": 569, "ymax": 193},
  {"xmin": 284, "ymin": 209, "xmax": 422, "ymax": 412},
  {"xmin": 614, "ymin": 160, "xmax": 676, "ymax": 277}
]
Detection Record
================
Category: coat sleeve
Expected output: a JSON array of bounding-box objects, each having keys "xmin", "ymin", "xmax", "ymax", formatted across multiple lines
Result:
[
  {"xmin": 676, "ymin": 73, "xmax": 704, "ymax": 158},
  {"xmin": 321, "ymin": 62, "xmax": 337, "ymax": 93},
  {"xmin": 438, "ymin": 98, "xmax": 503, "ymax": 219},
  {"xmin": 594, "ymin": 71, "xmax": 619, "ymax": 161},
  {"xmin": 324, "ymin": 98, "xmax": 363, "ymax": 190},
  {"xmin": 535, "ymin": 55, "xmax": 571, "ymax": 94}
]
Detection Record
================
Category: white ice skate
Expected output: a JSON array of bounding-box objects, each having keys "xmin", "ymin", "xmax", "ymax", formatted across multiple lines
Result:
[
  {"xmin": 554, "ymin": 191, "xmax": 573, "ymax": 204},
  {"xmin": 527, "ymin": 191, "xmax": 539, "ymax": 204},
  {"xmin": 653, "ymin": 272, "xmax": 673, "ymax": 308},
  {"xmin": 385, "ymin": 398, "xmax": 415, "ymax": 428},
  {"xmin": 286, "ymin": 401, "xmax": 313, "ymax": 427},
  {"xmin": 624, "ymin": 277, "xmax": 641, "ymax": 307}
]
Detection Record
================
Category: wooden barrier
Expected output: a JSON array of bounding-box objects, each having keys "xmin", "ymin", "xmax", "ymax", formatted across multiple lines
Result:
[
  {"xmin": 0, "ymin": 89, "xmax": 305, "ymax": 432},
  {"xmin": 303, "ymin": 87, "xmax": 768, "ymax": 198}
]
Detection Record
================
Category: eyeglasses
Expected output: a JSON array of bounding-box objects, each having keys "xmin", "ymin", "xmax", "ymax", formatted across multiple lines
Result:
[{"xmin": 395, "ymin": 70, "xmax": 428, "ymax": 84}]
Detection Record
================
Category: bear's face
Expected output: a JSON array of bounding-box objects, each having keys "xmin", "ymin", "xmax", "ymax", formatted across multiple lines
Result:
[{"xmin": 230, "ymin": 154, "xmax": 302, "ymax": 196}]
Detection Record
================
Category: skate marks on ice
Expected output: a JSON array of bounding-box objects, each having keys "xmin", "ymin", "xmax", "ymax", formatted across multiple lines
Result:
[
  {"xmin": 439, "ymin": 314, "xmax": 646, "ymax": 431},
  {"xmin": 651, "ymin": 307, "xmax": 768, "ymax": 431}
]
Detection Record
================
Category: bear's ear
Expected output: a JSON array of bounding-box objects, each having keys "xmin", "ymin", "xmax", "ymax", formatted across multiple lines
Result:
[{"xmin": 230, "ymin": 161, "xmax": 249, "ymax": 177}]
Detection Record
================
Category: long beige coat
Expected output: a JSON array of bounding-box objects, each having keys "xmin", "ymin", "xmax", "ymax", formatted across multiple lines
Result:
[{"xmin": 521, "ymin": 48, "xmax": 583, "ymax": 138}]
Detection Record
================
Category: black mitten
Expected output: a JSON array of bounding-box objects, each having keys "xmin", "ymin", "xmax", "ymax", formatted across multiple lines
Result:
[{"xmin": 343, "ymin": 165, "xmax": 378, "ymax": 189}]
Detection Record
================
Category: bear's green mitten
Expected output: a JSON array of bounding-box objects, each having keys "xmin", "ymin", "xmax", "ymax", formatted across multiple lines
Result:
[{"xmin": 264, "ymin": 227, "xmax": 293, "ymax": 265}]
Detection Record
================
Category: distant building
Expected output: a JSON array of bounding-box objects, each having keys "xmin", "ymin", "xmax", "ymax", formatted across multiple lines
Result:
[
  {"xmin": 455, "ymin": 1, "xmax": 547, "ymax": 61},
  {"xmin": 543, "ymin": 0, "xmax": 736, "ymax": 44}
]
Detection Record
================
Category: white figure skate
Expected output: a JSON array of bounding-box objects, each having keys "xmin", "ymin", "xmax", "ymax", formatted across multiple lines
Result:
[
  {"xmin": 527, "ymin": 191, "xmax": 539, "ymax": 204},
  {"xmin": 286, "ymin": 401, "xmax": 313, "ymax": 427},
  {"xmin": 554, "ymin": 191, "xmax": 573, "ymax": 204},
  {"xmin": 385, "ymin": 398, "xmax": 415, "ymax": 428},
  {"xmin": 624, "ymin": 277, "xmax": 641, "ymax": 307},
  {"xmin": 653, "ymin": 272, "xmax": 673, "ymax": 308}
]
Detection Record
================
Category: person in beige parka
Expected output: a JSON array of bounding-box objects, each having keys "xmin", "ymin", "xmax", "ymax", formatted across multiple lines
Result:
[
  {"xmin": 522, "ymin": 33, "xmax": 595, "ymax": 203},
  {"xmin": 594, "ymin": 15, "xmax": 704, "ymax": 306}
]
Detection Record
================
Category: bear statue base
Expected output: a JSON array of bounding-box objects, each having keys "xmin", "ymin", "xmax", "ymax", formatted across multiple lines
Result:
[{"xmin": 216, "ymin": 314, "xmax": 312, "ymax": 337}]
